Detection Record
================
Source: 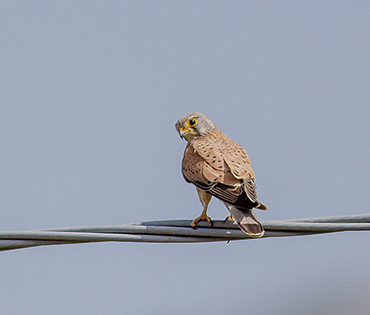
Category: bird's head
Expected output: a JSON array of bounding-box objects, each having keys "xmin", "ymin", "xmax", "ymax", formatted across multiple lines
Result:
[{"xmin": 175, "ymin": 112, "xmax": 216, "ymax": 142}]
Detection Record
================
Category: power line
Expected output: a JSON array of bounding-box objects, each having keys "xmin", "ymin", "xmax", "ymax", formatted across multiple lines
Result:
[{"xmin": 1, "ymin": 213, "xmax": 369, "ymax": 252}]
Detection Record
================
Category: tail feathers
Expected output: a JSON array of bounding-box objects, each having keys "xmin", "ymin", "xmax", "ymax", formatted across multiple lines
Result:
[{"xmin": 224, "ymin": 203, "xmax": 264, "ymax": 238}]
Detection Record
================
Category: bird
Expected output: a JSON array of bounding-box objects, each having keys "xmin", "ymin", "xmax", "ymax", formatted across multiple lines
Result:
[{"xmin": 175, "ymin": 112, "xmax": 268, "ymax": 237}]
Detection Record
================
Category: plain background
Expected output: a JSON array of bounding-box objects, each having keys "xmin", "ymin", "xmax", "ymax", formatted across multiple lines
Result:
[{"xmin": 1, "ymin": 1, "xmax": 370, "ymax": 314}]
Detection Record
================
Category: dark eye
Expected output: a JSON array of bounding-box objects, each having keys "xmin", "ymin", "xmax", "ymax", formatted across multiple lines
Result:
[{"xmin": 188, "ymin": 118, "xmax": 197, "ymax": 127}]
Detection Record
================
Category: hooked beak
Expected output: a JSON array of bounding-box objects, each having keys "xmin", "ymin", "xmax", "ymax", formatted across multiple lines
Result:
[
  {"xmin": 179, "ymin": 130, "xmax": 187, "ymax": 138},
  {"xmin": 178, "ymin": 127, "xmax": 188, "ymax": 139}
]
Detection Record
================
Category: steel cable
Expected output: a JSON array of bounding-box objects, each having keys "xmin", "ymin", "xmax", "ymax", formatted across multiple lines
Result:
[{"xmin": 1, "ymin": 213, "xmax": 369, "ymax": 251}]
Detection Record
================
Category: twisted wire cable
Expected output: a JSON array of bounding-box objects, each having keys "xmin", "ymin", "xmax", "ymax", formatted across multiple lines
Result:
[{"xmin": 1, "ymin": 213, "xmax": 369, "ymax": 251}]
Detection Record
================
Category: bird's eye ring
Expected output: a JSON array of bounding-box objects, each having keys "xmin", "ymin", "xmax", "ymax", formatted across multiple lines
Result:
[{"xmin": 187, "ymin": 118, "xmax": 197, "ymax": 127}]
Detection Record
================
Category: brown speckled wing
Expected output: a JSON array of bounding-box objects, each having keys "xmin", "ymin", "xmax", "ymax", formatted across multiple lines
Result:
[
  {"xmin": 191, "ymin": 130, "xmax": 225, "ymax": 172},
  {"xmin": 195, "ymin": 129, "xmax": 258, "ymax": 203},
  {"xmin": 220, "ymin": 131, "xmax": 258, "ymax": 203},
  {"xmin": 182, "ymin": 145, "xmax": 222, "ymax": 187},
  {"xmin": 182, "ymin": 128, "xmax": 258, "ymax": 206}
]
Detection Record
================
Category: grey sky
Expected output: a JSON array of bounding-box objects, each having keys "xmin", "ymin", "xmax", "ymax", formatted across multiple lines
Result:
[{"xmin": 1, "ymin": 1, "xmax": 370, "ymax": 314}]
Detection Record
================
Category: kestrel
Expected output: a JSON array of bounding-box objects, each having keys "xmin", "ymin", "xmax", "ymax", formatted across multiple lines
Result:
[{"xmin": 175, "ymin": 112, "xmax": 268, "ymax": 237}]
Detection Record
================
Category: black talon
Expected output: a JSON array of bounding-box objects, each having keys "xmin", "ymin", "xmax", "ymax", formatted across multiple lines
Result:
[{"xmin": 224, "ymin": 215, "xmax": 235, "ymax": 224}]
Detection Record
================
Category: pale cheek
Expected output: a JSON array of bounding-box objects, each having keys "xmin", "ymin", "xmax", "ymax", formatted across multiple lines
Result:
[{"xmin": 184, "ymin": 132, "xmax": 198, "ymax": 142}]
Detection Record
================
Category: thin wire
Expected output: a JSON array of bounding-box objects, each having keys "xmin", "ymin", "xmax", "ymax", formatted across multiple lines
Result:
[{"xmin": 1, "ymin": 213, "xmax": 369, "ymax": 252}]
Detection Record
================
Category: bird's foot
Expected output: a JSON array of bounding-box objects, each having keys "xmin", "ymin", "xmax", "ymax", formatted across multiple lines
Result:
[
  {"xmin": 223, "ymin": 215, "xmax": 234, "ymax": 223},
  {"xmin": 191, "ymin": 214, "xmax": 213, "ymax": 229}
]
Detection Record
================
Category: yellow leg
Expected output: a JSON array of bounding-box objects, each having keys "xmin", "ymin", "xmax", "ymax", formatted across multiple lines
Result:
[{"xmin": 191, "ymin": 188, "xmax": 213, "ymax": 228}]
